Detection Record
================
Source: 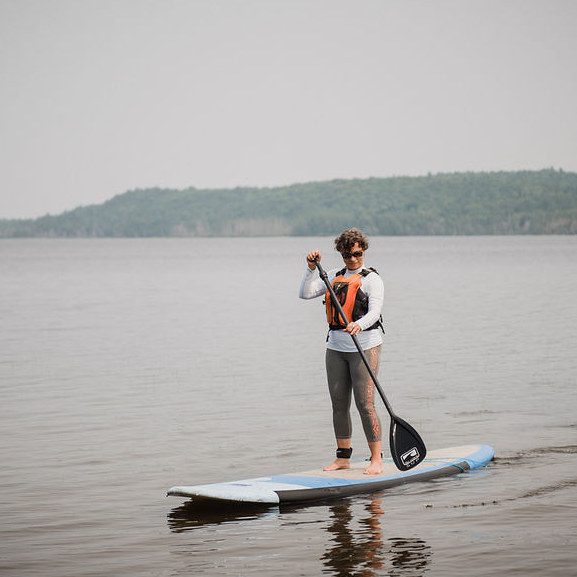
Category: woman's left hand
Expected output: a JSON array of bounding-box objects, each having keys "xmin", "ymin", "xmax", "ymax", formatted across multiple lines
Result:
[{"xmin": 345, "ymin": 322, "xmax": 362, "ymax": 336}]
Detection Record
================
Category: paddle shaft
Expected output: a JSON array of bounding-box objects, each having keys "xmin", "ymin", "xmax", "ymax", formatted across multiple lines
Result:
[{"xmin": 315, "ymin": 260, "xmax": 395, "ymax": 418}]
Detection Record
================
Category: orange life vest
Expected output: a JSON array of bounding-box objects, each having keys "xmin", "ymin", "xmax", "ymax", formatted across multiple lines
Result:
[{"xmin": 325, "ymin": 268, "xmax": 382, "ymax": 331}]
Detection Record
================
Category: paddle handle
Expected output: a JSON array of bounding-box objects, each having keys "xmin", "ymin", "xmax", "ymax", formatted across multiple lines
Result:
[{"xmin": 314, "ymin": 260, "xmax": 395, "ymax": 418}]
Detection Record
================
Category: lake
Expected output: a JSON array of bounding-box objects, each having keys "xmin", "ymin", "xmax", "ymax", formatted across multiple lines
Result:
[{"xmin": 1, "ymin": 236, "xmax": 576, "ymax": 576}]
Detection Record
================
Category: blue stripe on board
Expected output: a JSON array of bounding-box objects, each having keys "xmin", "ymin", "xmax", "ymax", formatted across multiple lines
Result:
[{"xmin": 271, "ymin": 464, "xmax": 436, "ymax": 489}]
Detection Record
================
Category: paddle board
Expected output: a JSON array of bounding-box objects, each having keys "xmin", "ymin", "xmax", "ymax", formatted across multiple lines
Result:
[{"xmin": 167, "ymin": 444, "xmax": 494, "ymax": 504}]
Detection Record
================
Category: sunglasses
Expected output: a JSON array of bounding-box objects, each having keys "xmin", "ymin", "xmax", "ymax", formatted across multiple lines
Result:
[{"xmin": 341, "ymin": 250, "xmax": 364, "ymax": 259}]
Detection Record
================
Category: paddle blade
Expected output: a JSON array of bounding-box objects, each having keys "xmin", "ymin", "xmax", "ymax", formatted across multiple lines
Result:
[{"xmin": 389, "ymin": 416, "xmax": 427, "ymax": 471}]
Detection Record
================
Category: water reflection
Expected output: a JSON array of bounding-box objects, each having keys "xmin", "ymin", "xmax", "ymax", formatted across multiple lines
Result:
[
  {"xmin": 168, "ymin": 496, "xmax": 432, "ymax": 576},
  {"xmin": 167, "ymin": 499, "xmax": 276, "ymax": 531},
  {"xmin": 321, "ymin": 497, "xmax": 432, "ymax": 577}
]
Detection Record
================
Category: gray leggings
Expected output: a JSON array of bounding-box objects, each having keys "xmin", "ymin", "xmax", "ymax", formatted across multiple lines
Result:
[{"xmin": 325, "ymin": 346, "xmax": 382, "ymax": 443}]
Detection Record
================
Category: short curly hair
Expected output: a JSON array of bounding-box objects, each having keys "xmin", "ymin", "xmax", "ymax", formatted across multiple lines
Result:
[{"xmin": 334, "ymin": 228, "xmax": 369, "ymax": 253}]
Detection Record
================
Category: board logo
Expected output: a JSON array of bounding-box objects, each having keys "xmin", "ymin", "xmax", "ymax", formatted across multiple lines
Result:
[{"xmin": 401, "ymin": 447, "xmax": 420, "ymax": 467}]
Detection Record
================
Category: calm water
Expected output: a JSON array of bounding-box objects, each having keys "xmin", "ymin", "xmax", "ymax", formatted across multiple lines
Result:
[{"xmin": 1, "ymin": 236, "xmax": 576, "ymax": 577}]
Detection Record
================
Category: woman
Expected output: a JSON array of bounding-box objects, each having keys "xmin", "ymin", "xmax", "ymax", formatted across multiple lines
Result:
[{"xmin": 299, "ymin": 228, "xmax": 385, "ymax": 475}]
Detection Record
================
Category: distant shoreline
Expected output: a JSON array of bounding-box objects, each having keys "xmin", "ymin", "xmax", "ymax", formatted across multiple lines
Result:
[{"xmin": 1, "ymin": 169, "xmax": 576, "ymax": 237}]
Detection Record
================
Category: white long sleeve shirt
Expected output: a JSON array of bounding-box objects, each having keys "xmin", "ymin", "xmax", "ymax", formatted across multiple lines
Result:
[{"xmin": 299, "ymin": 265, "xmax": 384, "ymax": 352}]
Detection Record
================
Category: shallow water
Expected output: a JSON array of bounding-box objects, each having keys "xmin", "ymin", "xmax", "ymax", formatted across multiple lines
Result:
[{"xmin": 1, "ymin": 236, "xmax": 576, "ymax": 576}]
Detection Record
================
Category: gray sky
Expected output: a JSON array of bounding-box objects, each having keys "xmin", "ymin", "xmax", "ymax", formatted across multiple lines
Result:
[{"xmin": 1, "ymin": 0, "xmax": 576, "ymax": 219}]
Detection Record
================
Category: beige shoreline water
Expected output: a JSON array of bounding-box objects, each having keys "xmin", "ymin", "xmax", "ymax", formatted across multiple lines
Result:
[{"xmin": 1, "ymin": 236, "xmax": 576, "ymax": 576}]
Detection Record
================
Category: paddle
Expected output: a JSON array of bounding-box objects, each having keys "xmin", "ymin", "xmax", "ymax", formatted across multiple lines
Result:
[{"xmin": 314, "ymin": 259, "xmax": 427, "ymax": 471}]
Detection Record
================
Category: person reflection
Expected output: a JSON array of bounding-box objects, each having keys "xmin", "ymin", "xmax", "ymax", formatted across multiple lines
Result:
[{"xmin": 321, "ymin": 496, "xmax": 432, "ymax": 577}]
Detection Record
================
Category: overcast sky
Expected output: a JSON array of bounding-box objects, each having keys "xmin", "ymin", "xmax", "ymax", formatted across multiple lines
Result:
[{"xmin": 1, "ymin": 0, "xmax": 576, "ymax": 218}]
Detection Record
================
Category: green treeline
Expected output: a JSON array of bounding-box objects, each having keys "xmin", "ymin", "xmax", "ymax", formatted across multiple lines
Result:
[{"xmin": 1, "ymin": 170, "xmax": 576, "ymax": 237}]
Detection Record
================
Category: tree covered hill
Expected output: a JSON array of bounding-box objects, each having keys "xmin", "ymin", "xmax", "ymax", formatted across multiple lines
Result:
[{"xmin": 1, "ymin": 170, "xmax": 576, "ymax": 237}]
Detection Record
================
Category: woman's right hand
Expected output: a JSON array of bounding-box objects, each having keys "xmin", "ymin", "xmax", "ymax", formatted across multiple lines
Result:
[{"xmin": 306, "ymin": 250, "xmax": 321, "ymax": 270}]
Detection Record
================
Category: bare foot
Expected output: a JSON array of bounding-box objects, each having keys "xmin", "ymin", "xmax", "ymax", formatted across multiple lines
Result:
[
  {"xmin": 323, "ymin": 458, "xmax": 351, "ymax": 471},
  {"xmin": 364, "ymin": 460, "xmax": 384, "ymax": 475}
]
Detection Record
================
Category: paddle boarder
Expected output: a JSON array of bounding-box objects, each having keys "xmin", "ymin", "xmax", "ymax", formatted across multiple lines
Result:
[{"xmin": 299, "ymin": 228, "xmax": 385, "ymax": 475}]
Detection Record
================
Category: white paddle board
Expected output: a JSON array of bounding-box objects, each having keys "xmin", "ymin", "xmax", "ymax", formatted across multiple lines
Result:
[{"xmin": 167, "ymin": 444, "xmax": 494, "ymax": 504}]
